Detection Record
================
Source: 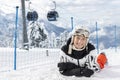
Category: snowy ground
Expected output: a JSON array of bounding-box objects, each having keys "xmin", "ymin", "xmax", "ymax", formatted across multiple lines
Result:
[{"xmin": 0, "ymin": 47, "xmax": 120, "ymax": 80}]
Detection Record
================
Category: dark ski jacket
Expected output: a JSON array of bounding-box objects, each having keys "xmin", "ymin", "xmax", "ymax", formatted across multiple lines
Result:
[{"xmin": 57, "ymin": 38, "xmax": 100, "ymax": 77}]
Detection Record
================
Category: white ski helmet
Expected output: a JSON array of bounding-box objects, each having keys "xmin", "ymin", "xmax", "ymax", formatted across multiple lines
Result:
[
  {"xmin": 68, "ymin": 25, "xmax": 90, "ymax": 54},
  {"xmin": 73, "ymin": 25, "xmax": 90, "ymax": 37}
]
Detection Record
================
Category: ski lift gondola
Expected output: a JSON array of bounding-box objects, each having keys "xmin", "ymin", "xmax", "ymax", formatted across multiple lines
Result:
[
  {"xmin": 26, "ymin": 1, "xmax": 38, "ymax": 21},
  {"xmin": 47, "ymin": 10, "xmax": 59, "ymax": 21},
  {"xmin": 27, "ymin": 11, "xmax": 38, "ymax": 21},
  {"xmin": 47, "ymin": 1, "xmax": 59, "ymax": 21}
]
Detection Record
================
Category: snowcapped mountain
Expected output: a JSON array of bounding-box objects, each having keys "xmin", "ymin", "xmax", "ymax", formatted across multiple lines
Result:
[
  {"xmin": 0, "ymin": 10, "xmax": 66, "ymax": 47},
  {"xmin": 90, "ymin": 25, "xmax": 120, "ymax": 49},
  {"xmin": 38, "ymin": 20, "xmax": 66, "ymax": 36},
  {"xmin": 0, "ymin": 8, "xmax": 120, "ymax": 49}
]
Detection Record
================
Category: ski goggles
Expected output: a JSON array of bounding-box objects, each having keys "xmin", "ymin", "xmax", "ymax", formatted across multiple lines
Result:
[{"xmin": 74, "ymin": 29, "xmax": 89, "ymax": 38}]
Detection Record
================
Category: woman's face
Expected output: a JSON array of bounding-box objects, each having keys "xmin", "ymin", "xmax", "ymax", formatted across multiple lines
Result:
[{"xmin": 73, "ymin": 35, "xmax": 87, "ymax": 49}]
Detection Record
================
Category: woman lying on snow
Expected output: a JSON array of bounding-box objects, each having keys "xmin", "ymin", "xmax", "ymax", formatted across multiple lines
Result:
[{"xmin": 57, "ymin": 26, "xmax": 108, "ymax": 77}]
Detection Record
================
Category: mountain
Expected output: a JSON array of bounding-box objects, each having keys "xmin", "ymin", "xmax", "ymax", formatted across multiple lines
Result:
[
  {"xmin": 90, "ymin": 25, "xmax": 120, "ymax": 49},
  {"xmin": 0, "ymin": 9, "xmax": 120, "ymax": 49},
  {"xmin": 0, "ymin": 10, "xmax": 66, "ymax": 47},
  {"xmin": 38, "ymin": 20, "xmax": 66, "ymax": 36}
]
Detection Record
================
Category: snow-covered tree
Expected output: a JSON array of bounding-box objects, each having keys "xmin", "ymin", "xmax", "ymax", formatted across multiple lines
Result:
[{"xmin": 28, "ymin": 21, "xmax": 47, "ymax": 47}]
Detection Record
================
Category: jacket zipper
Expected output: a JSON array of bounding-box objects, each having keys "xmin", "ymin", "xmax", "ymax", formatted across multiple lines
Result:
[{"xmin": 77, "ymin": 59, "xmax": 80, "ymax": 67}]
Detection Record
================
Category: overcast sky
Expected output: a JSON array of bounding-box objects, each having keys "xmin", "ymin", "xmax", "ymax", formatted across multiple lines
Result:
[{"xmin": 0, "ymin": 0, "xmax": 120, "ymax": 28}]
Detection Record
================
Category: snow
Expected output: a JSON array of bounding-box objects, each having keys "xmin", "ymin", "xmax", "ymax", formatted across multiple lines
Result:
[{"xmin": 0, "ymin": 47, "xmax": 120, "ymax": 80}]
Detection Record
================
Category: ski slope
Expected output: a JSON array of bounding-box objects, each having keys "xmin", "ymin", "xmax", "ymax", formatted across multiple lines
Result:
[{"xmin": 0, "ymin": 48, "xmax": 120, "ymax": 80}]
